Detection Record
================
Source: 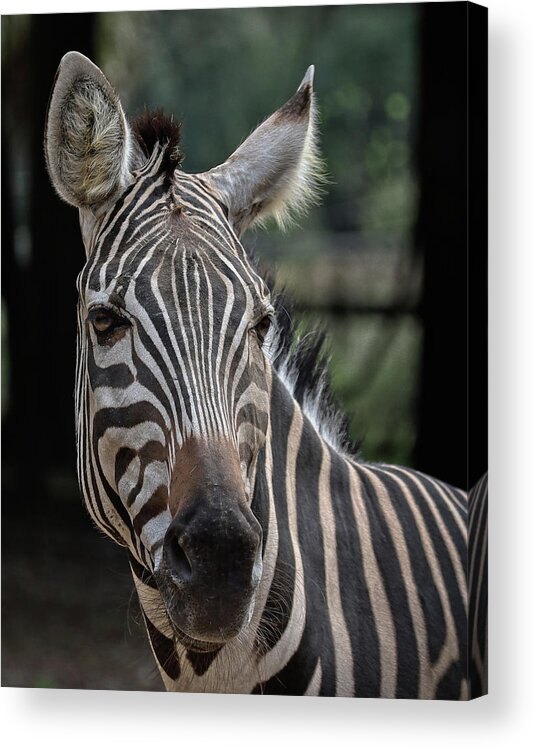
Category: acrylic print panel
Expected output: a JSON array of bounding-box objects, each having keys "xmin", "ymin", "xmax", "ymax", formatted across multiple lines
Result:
[{"xmin": 1, "ymin": 2, "xmax": 487, "ymax": 698}]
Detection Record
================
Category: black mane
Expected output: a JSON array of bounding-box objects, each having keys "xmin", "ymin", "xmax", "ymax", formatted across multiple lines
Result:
[
  {"xmin": 131, "ymin": 109, "xmax": 183, "ymax": 176},
  {"xmin": 267, "ymin": 283, "xmax": 361, "ymax": 457}
]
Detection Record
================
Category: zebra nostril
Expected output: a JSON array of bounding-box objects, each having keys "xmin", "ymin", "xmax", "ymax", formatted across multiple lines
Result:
[{"xmin": 168, "ymin": 536, "xmax": 193, "ymax": 583}]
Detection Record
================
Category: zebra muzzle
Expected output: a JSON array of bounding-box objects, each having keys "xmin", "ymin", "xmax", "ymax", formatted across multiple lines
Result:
[{"xmin": 156, "ymin": 487, "xmax": 263, "ymax": 645}]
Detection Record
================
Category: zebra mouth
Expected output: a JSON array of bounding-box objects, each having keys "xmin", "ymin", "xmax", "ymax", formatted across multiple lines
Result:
[
  {"xmin": 167, "ymin": 590, "xmax": 257, "ymax": 653},
  {"xmin": 155, "ymin": 570, "xmax": 251, "ymax": 652},
  {"xmin": 171, "ymin": 624, "xmax": 224, "ymax": 654}
]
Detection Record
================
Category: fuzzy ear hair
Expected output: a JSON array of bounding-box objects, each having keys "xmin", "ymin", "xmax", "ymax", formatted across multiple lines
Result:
[
  {"xmin": 201, "ymin": 66, "xmax": 325, "ymax": 236},
  {"xmin": 44, "ymin": 51, "xmax": 133, "ymax": 210}
]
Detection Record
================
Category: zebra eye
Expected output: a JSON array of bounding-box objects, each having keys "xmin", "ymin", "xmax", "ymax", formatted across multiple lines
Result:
[
  {"xmin": 251, "ymin": 315, "xmax": 272, "ymax": 344},
  {"xmin": 89, "ymin": 307, "xmax": 128, "ymax": 340}
]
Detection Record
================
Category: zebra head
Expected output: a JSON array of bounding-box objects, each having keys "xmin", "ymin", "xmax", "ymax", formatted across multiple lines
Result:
[{"xmin": 45, "ymin": 52, "xmax": 322, "ymax": 650}]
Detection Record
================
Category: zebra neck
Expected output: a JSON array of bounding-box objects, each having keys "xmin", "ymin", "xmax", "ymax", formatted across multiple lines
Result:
[{"xmin": 245, "ymin": 368, "xmax": 342, "ymax": 693}]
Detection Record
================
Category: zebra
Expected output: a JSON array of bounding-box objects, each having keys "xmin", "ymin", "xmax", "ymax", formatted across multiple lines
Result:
[{"xmin": 44, "ymin": 51, "xmax": 487, "ymax": 699}]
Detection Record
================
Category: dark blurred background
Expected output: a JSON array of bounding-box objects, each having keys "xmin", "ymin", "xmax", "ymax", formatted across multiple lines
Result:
[{"xmin": 1, "ymin": 3, "xmax": 487, "ymax": 690}]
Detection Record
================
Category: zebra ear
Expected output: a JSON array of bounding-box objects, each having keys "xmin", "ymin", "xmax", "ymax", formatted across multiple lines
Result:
[
  {"xmin": 45, "ymin": 51, "xmax": 133, "ymax": 210},
  {"xmin": 202, "ymin": 66, "xmax": 324, "ymax": 235}
]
